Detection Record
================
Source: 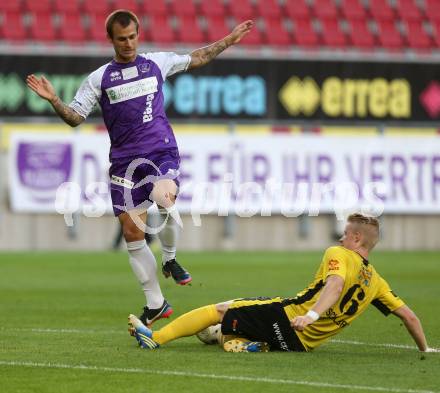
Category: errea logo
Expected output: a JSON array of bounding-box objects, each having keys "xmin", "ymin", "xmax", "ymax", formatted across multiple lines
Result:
[{"xmin": 110, "ymin": 71, "xmax": 122, "ymax": 81}]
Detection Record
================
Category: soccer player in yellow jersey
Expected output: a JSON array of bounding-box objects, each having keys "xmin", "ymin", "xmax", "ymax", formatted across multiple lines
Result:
[{"xmin": 128, "ymin": 213, "xmax": 437, "ymax": 353}]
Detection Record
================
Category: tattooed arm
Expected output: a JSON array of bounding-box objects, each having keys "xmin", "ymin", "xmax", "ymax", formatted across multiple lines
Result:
[
  {"xmin": 26, "ymin": 74, "xmax": 84, "ymax": 127},
  {"xmin": 189, "ymin": 20, "xmax": 254, "ymax": 69}
]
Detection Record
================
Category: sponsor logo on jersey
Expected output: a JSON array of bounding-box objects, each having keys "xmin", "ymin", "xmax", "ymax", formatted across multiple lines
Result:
[
  {"xmin": 166, "ymin": 168, "xmax": 179, "ymax": 178},
  {"xmin": 358, "ymin": 265, "xmax": 372, "ymax": 287},
  {"xmin": 122, "ymin": 66, "xmax": 139, "ymax": 80},
  {"xmin": 138, "ymin": 63, "xmax": 151, "ymax": 73},
  {"xmin": 111, "ymin": 175, "xmax": 134, "ymax": 189},
  {"xmin": 326, "ymin": 308, "xmax": 349, "ymax": 328},
  {"xmin": 328, "ymin": 259, "xmax": 340, "ymax": 271},
  {"xmin": 143, "ymin": 93, "xmax": 154, "ymax": 122},
  {"xmin": 110, "ymin": 71, "xmax": 122, "ymax": 81},
  {"xmin": 272, "ymin": 322, "xmax": 289, "ymax": 351},
  {"xmin": 106, "ymin": 77, "xmax": 158, "ymax": 104}
]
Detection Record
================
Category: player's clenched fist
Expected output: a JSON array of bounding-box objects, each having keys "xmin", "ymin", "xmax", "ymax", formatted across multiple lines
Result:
[{"xmin": 290, "ymin": 315, "xmax": 314, "ymax": 331}]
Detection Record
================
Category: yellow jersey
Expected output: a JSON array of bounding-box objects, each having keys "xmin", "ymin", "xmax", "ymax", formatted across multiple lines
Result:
[{"xmin": 284, "ymin": 246, "xmax": 405, "ymax": 351}]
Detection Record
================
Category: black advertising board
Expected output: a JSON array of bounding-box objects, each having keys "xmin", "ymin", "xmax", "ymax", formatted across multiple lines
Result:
[{"xmin": 1, "ymin": 54, "xmax": 439, "ymax": 122}]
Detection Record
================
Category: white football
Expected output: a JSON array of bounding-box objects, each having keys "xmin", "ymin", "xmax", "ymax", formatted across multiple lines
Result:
[{"xmin": 196, "ymin": 324, "xmax": 222, "ymax": 345}]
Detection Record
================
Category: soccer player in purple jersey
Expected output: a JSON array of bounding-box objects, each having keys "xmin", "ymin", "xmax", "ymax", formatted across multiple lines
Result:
[{"xmin": 26, "ymin": 10, "xmax": 254, "ymax": 326}]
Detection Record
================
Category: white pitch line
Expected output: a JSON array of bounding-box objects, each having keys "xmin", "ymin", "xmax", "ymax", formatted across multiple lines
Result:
[
  {"xmin": 331, "ymin": 339, "xmax": 417, "ymax": 350},
  {"xmin": 0, "ymin": 360, "xmax": 437, "ymax": 393},
  {"xmin": 2, "ymin": 327, "xmax": 435, "ymax": 351}
]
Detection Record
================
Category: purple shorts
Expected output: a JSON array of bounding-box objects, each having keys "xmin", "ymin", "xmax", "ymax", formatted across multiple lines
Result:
[{"xmin": 109, "ymin": 148, "xmax": 180, "ymax": 216}]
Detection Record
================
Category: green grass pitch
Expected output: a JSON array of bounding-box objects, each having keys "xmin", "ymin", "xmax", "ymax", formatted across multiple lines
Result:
[{"xmin": 0, "ymin": 250, "xmax": 439, "ymax": 393}]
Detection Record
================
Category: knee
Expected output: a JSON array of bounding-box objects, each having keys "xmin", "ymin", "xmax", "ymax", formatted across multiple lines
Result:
[
  {"xmin": 122, "ymin": 221, "xmax": 144, "ymax": 242},
  {"xmin": 215, "ymin": 301, "xmax": 231, "ymax": 320},
  {"xmin": 152, "ymin": 180, "xmax": 177, "ymax": 209}
]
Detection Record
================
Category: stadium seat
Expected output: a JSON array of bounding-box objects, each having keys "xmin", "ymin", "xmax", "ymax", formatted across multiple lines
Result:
[
  {"xmin": 239, "ymin": 25, "xmax": 264, "ymax": 46},
  {"xmin": 199, "ymin": 0, "xmax": 226, "ymax": 19},
  {"xmin": 293, "ymin": 19, "xmax": 319, "ymax": 47},
  {"xmin": 284, "ymin": 0, "xmax": 311, "ymax": 21},
  {"xmin": 404, "ymin": 21, "xmax": 432, "ymax": 50},
  {"xmin": 340, "ymin": 0, "xmax": 367, "ymax": 22},
  {"xmin": 53, "ymin": 0, "xmax": 81, "ymax": 14},
  {"xmin": 395, "ymin": 0, "xmax": 423, "ymax": 23},
  {"xmin": 312, "ymin": 0, "xmax": 339, "ymax": 21},
  {"xmin": 205, "ymin": 16, "xmax": 230, "ymax": 42},
  {"xmin": 88, "ymin": 14, "xmax": 109, "ymax": 43},
  {"xmin": 424, "ymin": 0, "xmax": 440, "ymax": 23},
  {"xmin": 29, "ymin": 12, "xmax": 57, "ymax": 42},
  {"xmin": 347, "ymin": 19, "xmax": 375, "ymax": 49},
  {"xmin": 0, "ymin": 0, "xmax": 22, "ymax": 13},
  {"xmin": 176, "ymin": 16, "xmax": 205, "ymax": 44},
  {"xmin": 228, "ymin": 0, "xmax": 255, "ymax": 22},
  {"xmin": 320, "ymin": 19, "xmax": 347, "ymax": 48},
  {"xmin": 148, "ymin": 15, "xmax": 176, "ymax": 44},
  {"xmin": 111, "ymin": 0, "xmax": 139, "ymax": 14},
  {"xmin": 139, "ymin": 0, "xmax": 168, "ymax": 18},
  {"xmin": 23, "ymin": 0, "xmax": 52, "ymax": 13},
  {"xmin": 264, "ymin": 19, "xmax": 292, "ymax": 46},
  {"xmin": 430, "ymin": 21, "xmax": 440, "ymax": 47},
  {"xmin": 256, "ymin": 0, "xmax": 282, "ymax": 21},
  {"xmin": 375, "ymin": 20, "xmax": 405, "ymax": 50},
  {"xmin": 59, "ymin": 13, "xmax": 86, "ymax": 43},
  {"xmin": 169, "ymin": 0, "xmax": 197, "ymax": 18},
  {"xmin": 0, "ymin": 11, "xmax": 27, "ymax": 41},
  {"xmin": 369, "ymin": 0, "xmax": 395, "ymax": 22},
  {"xmin": 83, "ymin": 0, "xmax": 109, "ymax": 16}
]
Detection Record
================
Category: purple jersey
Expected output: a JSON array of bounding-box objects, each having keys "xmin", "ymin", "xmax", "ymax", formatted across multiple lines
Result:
[{"xmin": 69, "ymin": 52, "xmax": 191, "ymax": 160}]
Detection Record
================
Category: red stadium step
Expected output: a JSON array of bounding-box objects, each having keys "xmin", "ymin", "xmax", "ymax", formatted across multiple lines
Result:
[
  {"xmin": 404, "ymin": 21, "xmax": 432, "ymax": 50},
  {"xmin": 111, "ymin": 0, "xmax": 139, "ymax": 14},
  {"xmin": 320, "ymin": 19, "xmax": 347, "ymax": 48},
  {"xmin": 0, "ymin": 0, "xmax": 22, "ymax": 13},
  {"xmin": 53, "ymin": 0, "xmax": 81, "ymax": 14},
  {"xmin": 89, "ymin": 14, "xmax": 109, "ymax": 43},
  {"xmin": 139, "ymin": 0, "xmax": 168, "ymax": 18},
  {"xmin": 205, "ymin": 16, "xmax": 230, "ymax": 42},
  {"xmin": 199, "ymin": 0, "xmax": 226, "ymax": 19},
  {"xmin": 340, "ymin": 0, "xmax": 367, "ymax": 22},
  {"xmin": 23, "ymin": 0, "xmax": 52, "ymax": 13},
  {"xmin": 176, "ymin": 16, "xmax": 205, "ymax": 44},
  {"xmin": 148, "ymin": 15, "xmax": 176, "ymax": 44},
  {"xmin": 29, "ymin": 12, "xmax": 57, "ymax": 42},
  {"xmin": 431, "ymin": 21, "xmax": 440, "ymax": 47},
  {"xmin": 256, "ymin": 0, "xmax": 282, "ymax": 21},
  {"xmin": 395, "ymin": 0, "xmax": 423, "ymax": 23},
  {"xmin": 59, "ymin": 13, "xmax": 86, "ymax": 43},
  {"xmin": 264, "ymin": 19, "xmax": 292, "ymax": 46},
  {"xmin": 293, "ymin": 19, "xmax": 319, "ymax": 47},
  {"xmin": 0, "ymin": 11, "xmax": 27, "ymax": 41},
  {"xmin": 347, "ymin": 19, "xmax": 375, "ymax": 49},
  {"xmin": 169, "ymin": 0, "xmax": 198, "ymax": 18},
  {"xmin": 83, "ymin": 0, "xmax": 110, "ymax": 16},
  {"xmin": 375, "ymin": 20, "xmax": 405, "ymax": 50},
  {"xmin": 424, "ymin": 0, "xmax": 440, "ymax": 23},
  {"xmin": 284, "ymin": 0, "xmax": 311, "ymax": 20},
  {"xmin": 313, "ymin": 0, "xmax": 339, "ymax": 21},
  {"xmin": 369, "ymin": 0, "xmax": 395, "ymax": 22},
  {"xmin": 228, "ymin": 0, "xmax": 255, "ymax": 22}
]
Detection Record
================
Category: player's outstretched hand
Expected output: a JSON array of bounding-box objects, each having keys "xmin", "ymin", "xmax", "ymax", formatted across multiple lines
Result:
[
  {"xmin": 228, "ymin": 20, "xmax": 254, "ymax": 45},
  {"xmin": 26, "ymin": 74, "xmax": 56, "ymax": 102},
  {"xmin": 290, "ymin": 315, "xmax": 314, "ymax": 332}
]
